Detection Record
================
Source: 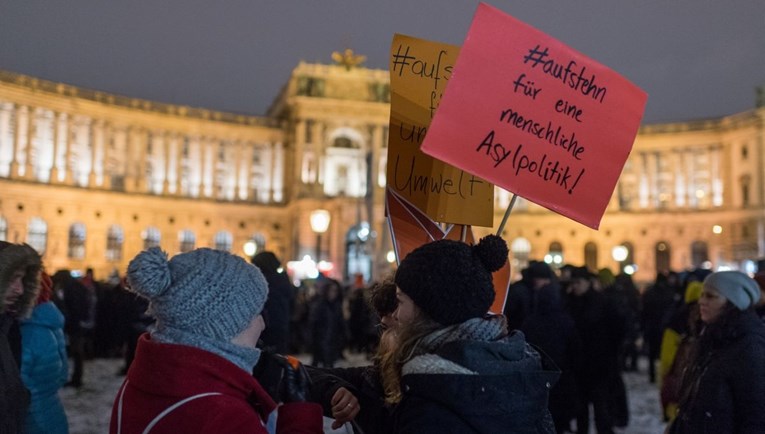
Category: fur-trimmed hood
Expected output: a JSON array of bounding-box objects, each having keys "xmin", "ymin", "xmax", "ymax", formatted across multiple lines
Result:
[{"xmin": 0, "ymin": 241, "xmax": 41, "ymax": 318}]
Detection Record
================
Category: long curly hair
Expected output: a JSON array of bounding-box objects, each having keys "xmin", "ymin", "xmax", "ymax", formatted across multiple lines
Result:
[{"xmin": 379, "ymin": 306, "xmax": 441, "ymax": 405}]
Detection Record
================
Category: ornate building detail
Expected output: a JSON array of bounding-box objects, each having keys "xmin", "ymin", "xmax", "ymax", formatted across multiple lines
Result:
[{"xmin": 0, "ymin": 65, "xmax": 763, "ymax": 284}]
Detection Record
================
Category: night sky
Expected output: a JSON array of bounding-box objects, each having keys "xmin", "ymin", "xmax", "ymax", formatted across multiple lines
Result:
[{"xmin": 0, "ymin": 0, "xmax": 763, "ymax": 124}]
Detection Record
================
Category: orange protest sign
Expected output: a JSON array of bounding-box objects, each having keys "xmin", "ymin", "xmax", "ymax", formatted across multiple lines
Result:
[
  {"xmin": 387, "ymin": 33, "xmax": 494, "ymax": 227},
  {"xmin": 421, "ymin": 3, "xmax": 648, "ymax": 229}
]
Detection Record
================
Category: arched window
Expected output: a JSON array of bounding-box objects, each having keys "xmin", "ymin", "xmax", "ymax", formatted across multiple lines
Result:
[
  {"xmin": 27, "ymin": 217, "xmax": 47, "ymax": 255},
  {"xmin": 584, "ymin": 242, "xmax": 598, "ymax": 271},
  {"xmin": 214, "ymin": 231, "xmax": 233, "ymax": 252},
  {"xmin": 546, "ymin": 241, "xmax": 564, "ymax": 267},
  {"xmin": 623, "ymin": 241, "xmax": 635, "ymax": 265},
  {"xmin": 345, "ymin": 222, "xmax": 372, "ymax": 282},
  {"xmin": 691, "ymin": 241, "xmax": 709, "ymax": 268},
  {"xmin": 142, "ymin": 227, "xmax": 161, "ymax": 250},
  {"xmin": 179, "ymin": 230, "xmax": 196, "ymax": 253},
  {"xmin": 655, "ymin": 241, "xmax": 671, "ymax": 274},
  {"xmin": 511, "ymin": 237, "xmax": 531, "ymax": 271},
  {"xmin": 68, "ymin": 223, "xmax": 87, "ymax": 260},
  {"xmin": 333, "ymin": 137, "xmax": 354, "ymax": 148},
  {"xmin": 106, "ymin": 225, "xmax": 124, "ymax": 261},
  {"xmin": 0, "ymin": 216, "xmax": 6, "ymax": 242},
  {"xmin": 252, "ymin": 233, "xmax": 267, "ymax": 253}
]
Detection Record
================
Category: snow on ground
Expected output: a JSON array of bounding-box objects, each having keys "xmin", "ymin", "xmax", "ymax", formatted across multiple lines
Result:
[{"xmin": 61, "ymin": 354, "xmax": 666, "ymax": 434}]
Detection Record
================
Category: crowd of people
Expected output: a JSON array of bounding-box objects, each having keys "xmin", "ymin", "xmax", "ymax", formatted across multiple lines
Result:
[{"xmin": 2, "ymin": 236, "xmax": 765, "ymax": 433}]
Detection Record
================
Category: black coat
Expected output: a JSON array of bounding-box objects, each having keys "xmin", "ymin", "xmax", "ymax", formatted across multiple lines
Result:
[
  {"xmin": 260, "ymin": 270, "xmax": 294, "ymax": 354},
  {"xmin": 567, "ymin": 289, "xmax": 626, "ymax": 380},
  {"xmin": 0, "ymin": 314, "xmax": 29, "ymax": 434},
  {"xmin": 306, "ymin": 364, "xmax": 392, "ymax": 434},
  {"xmin": 504, "ymin": 279, "xmax": 533, "ymax": 331},
  {"xmin": 670, "ymin": 312, "xmax": 765, "ymax": 434},
  {"xmin": 521, "ymin": 284, "xmax": 582, "ymax": 425},
  {"xmin": 393, "ymin": 331, "xmax": 558, "ymax": 434},
  {"xmin": 308, "ymin": 296, "xmax": 346, "ymax": 366}
]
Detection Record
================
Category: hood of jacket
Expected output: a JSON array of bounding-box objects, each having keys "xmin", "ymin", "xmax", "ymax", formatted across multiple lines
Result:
[
  {"xmin": 21, "ymin": 301, "xmax": 65, "ymax": 329},
  {"xmin": 400, "ymin": 324, "xmax": 560, "ymax": 432},
  {"xmin": 0, "ymin": 242, "xmax": 41, "ymax": 318}
]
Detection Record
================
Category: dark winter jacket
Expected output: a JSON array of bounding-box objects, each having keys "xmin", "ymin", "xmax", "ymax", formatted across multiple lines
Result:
[
  {"xmin": 308, "ymin": 295, "xmax": 346, "ymax": 367},
  {"xmin": 670, "ymin": 312, "xmax": 765, "ymax": 434},
  {"xmin": 504, "ymin": 279, "xmax": 534, "ymax": 331},
  {"xmin": 306, "ymin": 363, "xmax": 392, "ymax": 434},
  {"xmin": 1, "ymin": 314, "xmax": 29, "ymax": 434},
  {"xmin": 392, "ymin": 316, "xmax": 558, "ymax": 434},
  {"xmin": 521, "ymin": 283, "xmax": 582, "ymax": 425},
  {"xmin": 260, "ymin": 270, "xmax": 295, "ymax": 355},
  {"xmin": 0, "ymin": 242, "xmax": 41, "ymax": 434},
  {"xmin": 21, "ymin": 301, "xmax": 69, "ymax": 434},
  {"xmin": 567, "ymin": 288, "xmax": 626, "ymax": 380}
]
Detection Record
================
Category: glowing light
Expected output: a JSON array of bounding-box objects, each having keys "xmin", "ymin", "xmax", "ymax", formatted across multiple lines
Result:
[
  {"xmin": 243, "ymin": 240, "xmax": 257, "ymax": 257},
  {"xmin": 612, "ymin": 245, "xmax": 629, "ymax": 262},
  {"xmin": 310, "ymin": 209, "xmax": 331, "ymax": 234},
  {"xmin": 623, "ymin": 265, "xmax": 636, "ymax": 275},
  {"xmin": 386, "ymin": 250, "xmax": 396, "ymax": 263},
  {"xmin": 712, "ymin": 225, "xmax": 722, "ymax": 234}
]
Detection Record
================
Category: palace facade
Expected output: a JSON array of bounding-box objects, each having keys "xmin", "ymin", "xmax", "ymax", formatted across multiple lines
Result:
[{"xmin": 0, "ymin": 63, "xmax": 763, "ymax": 285}]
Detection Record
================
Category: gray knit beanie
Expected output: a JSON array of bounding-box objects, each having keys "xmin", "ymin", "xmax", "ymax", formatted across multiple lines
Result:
[
  {"xmin": 703, "ymin": 271, "xmax": 761, "ymax": 311},
  {"xmin": 127, "ymin": 247, "xmax": 268, "ymax": 341}
]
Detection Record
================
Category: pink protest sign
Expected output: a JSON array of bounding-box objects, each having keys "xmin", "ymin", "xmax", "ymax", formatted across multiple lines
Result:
[{"xmin": 421, "ymin": 3, "xmax": 647, "ymax": 229}]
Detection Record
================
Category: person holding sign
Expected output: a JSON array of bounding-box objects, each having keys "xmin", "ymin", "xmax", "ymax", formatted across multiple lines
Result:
[{"xmin": 381, "ymin": 235, "xmax": 558, "ymax": 433}]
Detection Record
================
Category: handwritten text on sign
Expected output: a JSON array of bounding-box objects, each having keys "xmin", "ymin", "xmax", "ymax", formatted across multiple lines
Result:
[
  {"xmin": 421, "ymin": 3, "xmax": 647, "ymax": 229},
  {"xmin": 387, "ymin": 33, "xmax": 494, "ymax": 227}
]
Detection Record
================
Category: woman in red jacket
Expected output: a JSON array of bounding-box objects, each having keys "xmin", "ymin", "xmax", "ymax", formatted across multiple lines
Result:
[{"xmin": 110, "ymin": 247, "xmax": 322, "ymax": 434}]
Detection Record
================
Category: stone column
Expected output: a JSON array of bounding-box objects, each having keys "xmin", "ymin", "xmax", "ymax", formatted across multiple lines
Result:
[
  {"xmin": 101, "ymin": 122, "xmax": 112, "ymax": 190},
  {"xmin": 711, "ymin": 145, "xmax": 723, "ymax": 206},
  {"xmin": 672, "ymin": 149, "xmax": 684, "ymax": 208},
  {"xmin": 123, "ymin": 126, "xmax": 136, "ymax": 192},
  {"xmin": 136, "ymin": 128, "xmax": 148, "ymax": 193},
  {"xmin": 0, "ymin": 105, "xmax": 11, "ymax": 177},
  {"xmin": 50, "ymin": 112, "xmax": 62, "ymax": 183},
  {"xmin": 273, "ymin": 141, "xmax": 285, "ymax": 202},
  {"xmin": 88, "ymin": 119, "xmax": 99, "ymax": 188},
  {"xmin": 240, "ymin": 141, "xmax": 253, "ymax": 201},
  {"xmin": 10, "ymin": 104, "xmax": 24, "ymax": 178},
  {"xmin": 197, "ymin": 137, "xmax": 207, "ymax": 197},
  {"xmin": 62, "ymin": 115, "xmax": 74, "ymax": 185},
  {"xmin": 638, "ymin": 152, "xmax": 649, "ymax": 208},
  {"xmin": 685, "ymin": 149, "xmax": 696, "ymax": 207},
  {"xmin": 294, "ymin": 119, "xmax": 306, "ymax": 197},
  {"xmin": 208, "ymin": 138, "xmax": 219, "ymax": 199},
  {"xmin": 174, "ymin": 135, "xmax": 183, "ymax": 196},
  {"xmin": 162, "ymin": 132, "xmax": 172, "ymax": 195},
  {"xmin": 23, "ymin": 106, "xmax": 36, "ymax": 180}
]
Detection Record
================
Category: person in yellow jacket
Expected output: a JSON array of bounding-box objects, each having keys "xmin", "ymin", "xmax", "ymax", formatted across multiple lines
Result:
[{"xmin": 658, "ymin": 280, "xmax": 703, "ymax": 421}]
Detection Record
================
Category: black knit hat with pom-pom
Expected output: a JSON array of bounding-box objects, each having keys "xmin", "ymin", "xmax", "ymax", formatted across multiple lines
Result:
[{"xmin": 394, "ymin": 235, "xmax": 508, "ymax": 325}]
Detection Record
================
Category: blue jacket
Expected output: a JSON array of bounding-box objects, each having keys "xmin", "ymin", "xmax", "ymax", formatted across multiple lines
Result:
[{"xmin": 21, "ymin": 301, "xmax": 69, "ymax": 434}]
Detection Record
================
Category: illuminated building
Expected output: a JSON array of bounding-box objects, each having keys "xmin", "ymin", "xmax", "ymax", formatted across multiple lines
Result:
[{"xmin": 0, "ymin": 62, "xmax": 763, "ymax": 284}]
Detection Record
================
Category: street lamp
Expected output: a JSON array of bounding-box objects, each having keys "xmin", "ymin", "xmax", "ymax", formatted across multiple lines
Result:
[
  {"xmin": 612, "ymin": 245, "xmax": 628, "ymax": 272},
  {"xmin": 243, "ymin": 240, "xmax": 257, "ymax": 259},
  {"xmin": 310, "ymin": 209, "xmax": 331, "ymax": 263}
]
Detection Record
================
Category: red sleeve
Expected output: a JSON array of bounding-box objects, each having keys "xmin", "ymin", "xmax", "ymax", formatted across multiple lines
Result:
[{"xmin": 277, "ymin": 402, "xmax": 324, "ymax": 434}]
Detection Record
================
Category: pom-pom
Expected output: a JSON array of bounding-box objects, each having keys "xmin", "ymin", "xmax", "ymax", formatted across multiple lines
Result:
[
  {"xmin": 473, "ymin": 235, "xmax": 508, "ymax": 273},
  {"xmin": 126, "ymin": 247, "xmax": 172, "ymax": 298}
]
